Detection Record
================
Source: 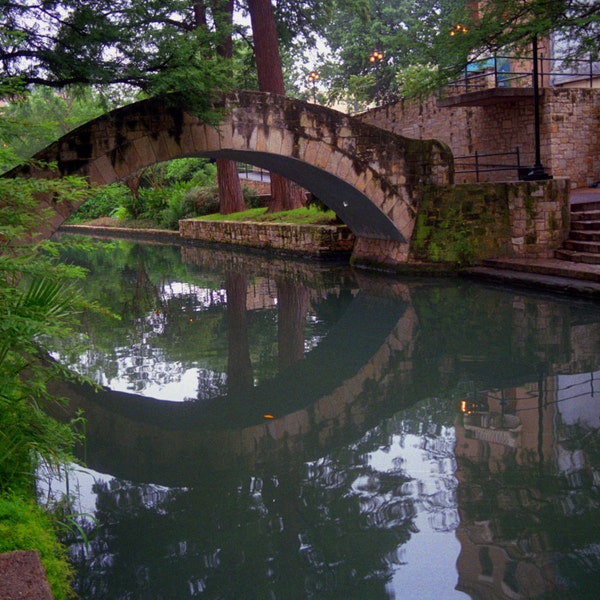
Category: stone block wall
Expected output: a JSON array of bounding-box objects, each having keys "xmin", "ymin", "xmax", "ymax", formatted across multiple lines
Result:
[
  {"xmin": 546, "ymin": 88, "xmax": 600, "ymax": 186},
  {"xmin": 179, "ymin": 219, "xmax": 355, "ymax": 257},
  {"xmin": 359, "ymin": 88, "xmax": 600, "ymax": 188},
  {"xmin": 410, "ymin": 178, "xmax": 569, "ymax": 264}
]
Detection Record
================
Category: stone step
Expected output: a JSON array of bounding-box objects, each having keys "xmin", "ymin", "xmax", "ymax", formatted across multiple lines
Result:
[
  {"xmin": 569, "ymin": 230, "xmax": 600, "ymax": 242},
  {"xmin": 572, "ymin": 200, "xmax": 600, "ymax": 214},
  {"xmin": 463, "ymin": 265, "xmax": 600, "ymax": 298},
  {"xmin": 571, "ymin": 210, "xmax": 600, "ymax": 222},
  {"xmin": 571, "ymin": 220, "xmax": 600, "ymax": 231},
  {"xmin": 563, "ymin": 239, "xmax": 600, "ymax": 254},
  {"xmin": 555, "ymin": 249, "xmax": 600, "ymax": 265}
]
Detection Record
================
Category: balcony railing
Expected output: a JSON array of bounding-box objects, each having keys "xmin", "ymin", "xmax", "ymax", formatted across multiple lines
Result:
[{"xmin": 445, "ymin": 54, "xmax": 599, "ymax": 95}]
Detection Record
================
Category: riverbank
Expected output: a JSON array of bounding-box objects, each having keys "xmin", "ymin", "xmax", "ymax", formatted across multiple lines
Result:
[
  {"xmin": 58, "ymin": 194, "xmax": 600, "ymax": 300},
  {"xmin": 60, "ymin": 214, "xmax": 356, "ymax": 260}
]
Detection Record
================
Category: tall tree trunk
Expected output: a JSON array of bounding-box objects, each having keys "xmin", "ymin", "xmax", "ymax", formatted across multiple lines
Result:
[
  {"xmin": 195, "ymin": 0, "xmax": 246, "ymax": 214},
  {"xmin": 225, "ymin": 271, "xmax": 254, "ymax": 396},
  {"xmin": 247, "ymin": 0, "xmax": 306, "ymax": 212},
  {"xmin": 217, "ymin": 158, "xmax": 245, "ymax": 214},
  {"xmin": 276, "ymin": 279, "xmax": 309, "ymax": 371}
]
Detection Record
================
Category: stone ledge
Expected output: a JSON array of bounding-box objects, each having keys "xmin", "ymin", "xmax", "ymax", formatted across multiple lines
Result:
[
  {"xmin": 179, "ymin": 219, "xmax": 355, "ymax": 257},
  {"xmin": 58, "ymin": 224, "xmax": 182, "ymax": 244}
]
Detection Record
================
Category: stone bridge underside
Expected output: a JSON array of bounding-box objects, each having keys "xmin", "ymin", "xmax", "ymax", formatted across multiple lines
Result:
[{"xmin": 10, "ymin": 91, "xmax": 453, "ymax": 265}]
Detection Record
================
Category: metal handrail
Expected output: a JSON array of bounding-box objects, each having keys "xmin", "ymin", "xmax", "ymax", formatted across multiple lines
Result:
[{"xmin": 454, "ymin": 147, "xmax": 522, "ymax": 182}]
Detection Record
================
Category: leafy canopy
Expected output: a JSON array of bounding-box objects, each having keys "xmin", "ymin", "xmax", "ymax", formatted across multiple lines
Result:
[
  {"xmin": 0, "ymin": 0, "xmax": 234, "ymax": 112},
  {"xmin": 313, "ymin": 0, "xmax": 599, "ymax": 105}
]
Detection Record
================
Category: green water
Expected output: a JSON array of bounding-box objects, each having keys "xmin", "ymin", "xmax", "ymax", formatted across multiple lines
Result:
[{"xmin": 49, "ymin": 237, "xmax": 600, "ymax": 599}]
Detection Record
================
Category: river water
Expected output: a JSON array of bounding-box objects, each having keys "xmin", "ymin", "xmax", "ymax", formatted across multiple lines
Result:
[{"xmin": 47, "ymin": 236, "xmax": 600, "ymax": 599}]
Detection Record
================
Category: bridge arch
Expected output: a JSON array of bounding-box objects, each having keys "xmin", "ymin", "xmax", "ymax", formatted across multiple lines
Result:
[{"xmin": 8, "ymin": 91, "xmax": 453, "ymax": 263}]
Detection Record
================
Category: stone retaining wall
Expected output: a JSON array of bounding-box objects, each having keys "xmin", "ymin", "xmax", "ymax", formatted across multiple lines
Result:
[
  {"xmin": 348, "ymin": 178, "xmax": 569, "ymax": 271},
  {"xmin": 410, "ymin": 178, "xmax": 570, "ymax": 264},
  {"xmin": 179, "ymin": 219, "xmax": 355, "ymax": 257}
]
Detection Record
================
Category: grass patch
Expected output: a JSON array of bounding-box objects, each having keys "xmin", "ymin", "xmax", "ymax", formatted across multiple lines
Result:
[
  {"xmin": 0, "ymin": 495, "xmax": 74, "ymax": 599},
  {"xmin": 196, "ymin": 206, "xmax": 339, "ymax": 225},
  {"xmin": 79, "ymin": 217, "xmax": 165, "ymax": 229}
]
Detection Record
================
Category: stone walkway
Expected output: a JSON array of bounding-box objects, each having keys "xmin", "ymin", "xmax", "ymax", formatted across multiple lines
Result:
[{"xmin": 462, "ymin": 187, "xmax": 600, "ymax": 299}]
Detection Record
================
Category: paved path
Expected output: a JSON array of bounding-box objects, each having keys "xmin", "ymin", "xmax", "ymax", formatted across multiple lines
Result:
[{"xmin": 462, "ymin": 187, "xmax": 600, "ymax": 300}]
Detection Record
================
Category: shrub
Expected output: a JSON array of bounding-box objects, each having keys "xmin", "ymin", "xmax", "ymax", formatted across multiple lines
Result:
[
  {"xmin": 183, "ymin": 184, "xmax": 221, "ymax": 216},
  {"xmin": 0, "ymin": 495, "xmax": 74, "ymax": 600},
  {"xmin": 158, "ymin": 183, "xmax": 199, "ymax": 229},
  {"xmin": 243, "ymin": 185, "xmax": 260, "ymax": 208},
  {"xmin": 67, "ymin": 183, "xmax": 129, "ymax": 223}
]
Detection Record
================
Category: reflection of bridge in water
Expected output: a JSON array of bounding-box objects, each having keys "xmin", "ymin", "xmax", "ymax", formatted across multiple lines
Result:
[
  {"xmin": 47, "ymin": 240, "xmax": 600, "ymax": 598},
  {"xmin": 52, "ymin": 264, "xmax": 600, "ymax": 489},
  {"xmin": 54, "ymin": 284, "xmax": 416, "ymax": 486}
]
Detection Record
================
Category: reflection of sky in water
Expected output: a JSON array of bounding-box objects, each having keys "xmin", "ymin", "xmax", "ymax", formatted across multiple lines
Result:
[
  {"xmin": 160, "ymin": 281, "xmax": 229, "ymax": 308},
  {"xmin": 47, "ymin": 425, "xmax": 468, "ymax": 599},
  {"xmin": 368, "ymin": 430, "xmax": 468, "ymax": 599},
  {"xmin": 557, "ymin": 371, "xmax": 600, "ymax": 428},
  {"xmin": 61, "ymin": 279, "xmax": 327, "ymax": 401},
  {"xmin": 102, "ymin": 365, "xmax": 218, "ymax": 401}
]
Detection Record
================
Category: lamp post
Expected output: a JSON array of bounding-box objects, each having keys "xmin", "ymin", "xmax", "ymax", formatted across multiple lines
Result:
[
  {"xmin": 524, "ymin": 36, "xmax": 551, "ymax": 180},
  {"xmin": 369, "ymin": 50, "xmax": 383, "ymax": 106},
  {"xmin": 449, "ymin": 22, "xmax": 468, "ymax": 36},
  {"xmin": 307, "ymin": 71, "xmax": 320, "ymax": 104}
]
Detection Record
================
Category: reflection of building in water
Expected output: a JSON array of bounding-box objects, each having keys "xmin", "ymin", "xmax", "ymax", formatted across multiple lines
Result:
[{"xmin": 454, "ymin": 372, "xmax": 600, "ymax": 599}]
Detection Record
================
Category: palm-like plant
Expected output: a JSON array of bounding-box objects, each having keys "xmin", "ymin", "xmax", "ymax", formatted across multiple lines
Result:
[{"xmin": 0, "ymin": 164, "xmax": 92, "ymax": 495}]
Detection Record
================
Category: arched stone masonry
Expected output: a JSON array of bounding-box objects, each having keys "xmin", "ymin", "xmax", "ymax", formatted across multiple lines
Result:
[{"xmin": 6, "ymin": 91, "xmax": 453, "ymax": 265}]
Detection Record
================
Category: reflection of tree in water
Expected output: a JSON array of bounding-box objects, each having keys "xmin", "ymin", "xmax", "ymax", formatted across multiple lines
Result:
[
  {"xmin": 295, "ymin": 454, "xmax": 415, "ymax": 598},
  {"xmin": 67, "ymin": 434, "xmax": 421, "ymax": 598}
]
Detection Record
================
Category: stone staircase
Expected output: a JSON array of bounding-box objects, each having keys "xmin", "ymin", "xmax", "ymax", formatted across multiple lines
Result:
[
  {"xmin": 555, "ymin": 198, "xmax": 600, "ymax": 265},
  {"xmin": 460, "ymin": 192, "xmax": 600, "ymax": 298}
]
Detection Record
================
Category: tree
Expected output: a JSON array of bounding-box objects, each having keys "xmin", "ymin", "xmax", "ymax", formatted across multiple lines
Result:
[
  {"xmin": 0, "ymin": 1, "xmax": 233, "ymax": 117},
  {"xmin": 461, "ymin": 0, "xmax": 599, "ymax": 60},
  {"xmin": 247, "ymin": 0, "xmax": 307, "ymax": 211},
  {"xmin": 0, "ymin": 86, "xmax": 118, "ymax": 169},
  {"xmin": 314, "ymin": 0, "xmax": 599, "ymax": 105},
  {"xmin": 317, "ymin": 0, "xmax": 455, "ymax": 106},
  {"xmin": 0, "ymin": 167, "xmax": 93, "ymax": 496},
  {"xmin": 193, "ymin": 0, "xmax": 247, "ymax": 214}
]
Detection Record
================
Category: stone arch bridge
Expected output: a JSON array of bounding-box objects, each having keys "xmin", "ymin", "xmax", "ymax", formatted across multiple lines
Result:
[{"xmin": 8, "ymin": 90, "xmax": 453, "ymax": 265}]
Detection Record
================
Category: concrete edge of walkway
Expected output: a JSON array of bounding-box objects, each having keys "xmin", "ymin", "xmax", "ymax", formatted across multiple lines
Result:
[{"xmin": 461, "ymin": 265, "xmax": 600, "ymax": 300}]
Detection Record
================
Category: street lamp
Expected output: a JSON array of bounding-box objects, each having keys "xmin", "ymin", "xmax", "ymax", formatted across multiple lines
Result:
[
  {"xmin": 307, "ymin": 71, "xmax": 320, "ymax": 104},
  {"xmin": 449, "ymin": 23, "xmax": 468, "ymax": 36},
  {"xmin": 369, "ymin": 50, "xmax": 384, "ymax": 106},
  {"xmin": 524, "ymin": 36, "xmax": 552, "ymax": 180}
]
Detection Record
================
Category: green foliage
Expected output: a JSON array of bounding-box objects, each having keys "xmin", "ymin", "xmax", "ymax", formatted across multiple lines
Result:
[
  {"xmin": 0, "ymin": 173, "xmax": 93, "ymax": 494},
  {"xmin": 319, "ymin": 0, "xmax": 459, "ymax": 105},
  {"xmin": 0, "ymin": 87, "xmax": 112, "ymax": 167},
  {"xmin": 0, "ymin": 496, "xmax": 74, "ymax": 599},
  {"xmin": 163, "ymin": 158, "xmax": 216, "ymax": 186},
  {"xmin": 0, "ymin": 1, "xmax": 234, "ymax": 114},
  {"xmin": 196, "ymin": 204, "xmax": 338, "ymax": 225},
  {"xmin": 0, "ymin": 165, "xmax": 101, "ymax": 600},
  {"xmin": 67, "ymin": 158, "xmax": 220, "ymax": 227},
  {"xmin": 311, "ymin": 0, "xmax": 598, "ymax": 104},
  {"xmin": 396, "ymin": 63, "xmax": 440, "ymax": 99},
  {"xmin": 461, "ymin": 0, "xmax": 599, "ymax": 61},
  {"xmin": 66, "ymin": 183, "xmax": 130, "ymax": 223}
]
